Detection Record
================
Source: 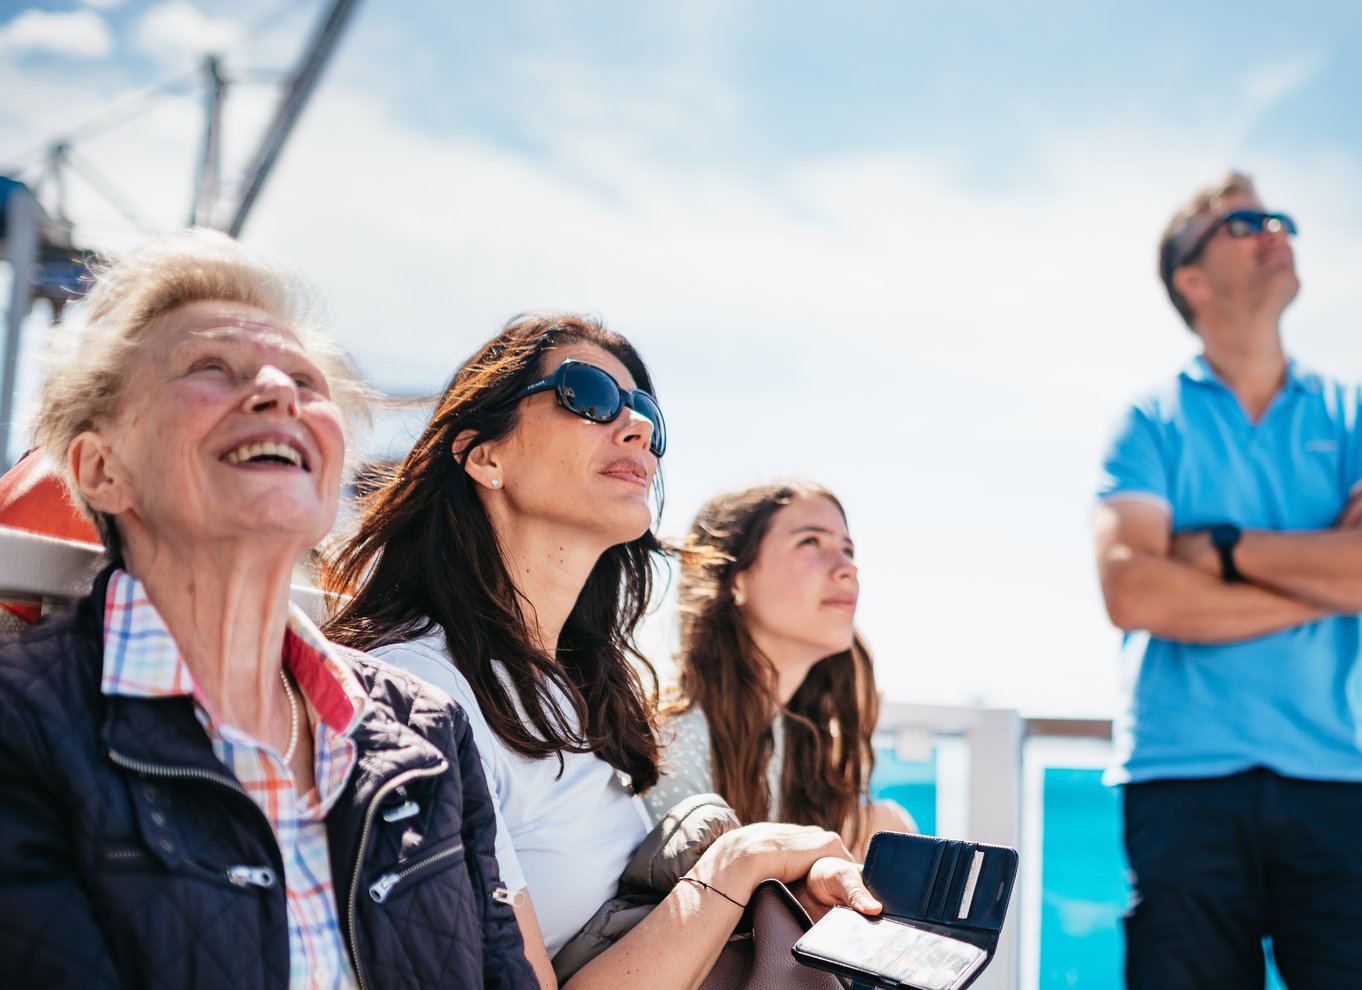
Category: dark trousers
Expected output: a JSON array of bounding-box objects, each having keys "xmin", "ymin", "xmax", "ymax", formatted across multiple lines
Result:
[{"xmin": 1123, "ymin": 769, "xmax": 1362, "ymax": 990}]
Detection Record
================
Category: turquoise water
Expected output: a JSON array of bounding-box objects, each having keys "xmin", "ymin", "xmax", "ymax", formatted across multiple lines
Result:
[{"xmin": 870, "ymin": 756, "xmax": 1286, "ymax": 989}]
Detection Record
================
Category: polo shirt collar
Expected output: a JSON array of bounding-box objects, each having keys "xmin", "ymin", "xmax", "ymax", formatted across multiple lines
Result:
[{"xmin": 1182, "ymin": 354, "xmax": 1313, "ymax": 395}]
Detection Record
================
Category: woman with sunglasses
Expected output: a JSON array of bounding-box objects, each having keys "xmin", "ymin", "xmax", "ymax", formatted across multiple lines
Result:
[
  {"xmin": 644, "ymin": 482, "xmax": 915, "ymax": 861},
  {"xmin": 323, "ymin": 313, "xmax": 881, "ymax": 989}
]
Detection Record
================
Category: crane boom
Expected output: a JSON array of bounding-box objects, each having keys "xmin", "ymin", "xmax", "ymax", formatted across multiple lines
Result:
[{"xmin": 227, "ymin": 0, "xmax": 362, "ymax": 237}]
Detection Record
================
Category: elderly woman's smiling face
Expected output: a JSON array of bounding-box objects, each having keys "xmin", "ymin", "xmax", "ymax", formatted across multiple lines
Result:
[{"xmin": 74, "ymin": 299, "xmax": 346, "ymax": 556}]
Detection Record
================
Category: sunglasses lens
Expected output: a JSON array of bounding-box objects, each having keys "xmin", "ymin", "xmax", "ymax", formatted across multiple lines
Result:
[
  {"xmin": 552, "ymin": 361, "xmax": 666, "ymax": 457},
  {"xmin": 559, "ymin": 364, "xmax": 624, "ymax": 422},
  {"xmin": 630, "ymin": 392, "xmax": 667, "ymax": 457},
  {"xmin": 1224, "ymin": 212, "xmax": 1297, "ymax": 238}
]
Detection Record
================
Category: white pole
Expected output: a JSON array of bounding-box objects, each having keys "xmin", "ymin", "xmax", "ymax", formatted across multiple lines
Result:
[{"xmin": 1, "ymin": 186, "xmax": 41, "ymax": 470}]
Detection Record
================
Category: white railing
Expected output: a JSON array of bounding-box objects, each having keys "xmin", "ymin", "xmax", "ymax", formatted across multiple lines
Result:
[{"xmin": 0, "ymin": 525, "xmax": 328, "ymax": 620}]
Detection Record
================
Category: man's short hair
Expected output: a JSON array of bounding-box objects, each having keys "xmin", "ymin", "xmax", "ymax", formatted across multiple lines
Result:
[{"xmin": 1158, "ymin": 170, "xmax": 1259, "ymax": 328}]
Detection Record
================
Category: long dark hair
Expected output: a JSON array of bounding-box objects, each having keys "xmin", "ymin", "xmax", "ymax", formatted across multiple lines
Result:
[
  {"xmin": 670, "ymin": 481, "xmax": 879, "ymax": 841},
  {"xmin": 322, "ymin": 313, "xmax": 664, "ymax": 791}
]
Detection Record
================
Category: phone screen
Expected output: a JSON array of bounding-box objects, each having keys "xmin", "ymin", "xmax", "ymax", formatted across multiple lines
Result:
[{"xmin": 794, "ymin": 906, "xmax": 987, "ymax": 990}]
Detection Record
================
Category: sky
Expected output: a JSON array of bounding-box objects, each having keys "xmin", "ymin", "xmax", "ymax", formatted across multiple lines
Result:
[{"xmin": 4, "ymin": 0, "xmax": 1362, "ymax": 717}]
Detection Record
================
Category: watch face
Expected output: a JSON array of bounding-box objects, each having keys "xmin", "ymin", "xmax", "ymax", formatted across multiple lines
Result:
[{"xmin": 1211, "ymin": 524, "xmax": 1240, "ymax": 549}]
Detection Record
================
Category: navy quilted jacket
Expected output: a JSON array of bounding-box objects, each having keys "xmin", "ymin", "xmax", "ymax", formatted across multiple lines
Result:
[{"xmin": 0, "ymin": 569, "xmax": 536, "ymax": 989}]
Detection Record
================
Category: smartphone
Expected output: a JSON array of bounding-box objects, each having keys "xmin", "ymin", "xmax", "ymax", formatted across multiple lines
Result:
[{"xmin": 793, "ymin": 906, "xmax": 987, "ymax": 990}]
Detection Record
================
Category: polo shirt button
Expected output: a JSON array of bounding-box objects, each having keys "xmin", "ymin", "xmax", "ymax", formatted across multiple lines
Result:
[
  {"xmin": 158, "ymin": 837, "xmax": 175, "ymax": 853},
  {"xmin": 151, "ymin": 810, "xmax": 166, "ymax": 826},
  {"xmin": 143, "ymin": 784, "xmax": 159, "ymax": 802}
]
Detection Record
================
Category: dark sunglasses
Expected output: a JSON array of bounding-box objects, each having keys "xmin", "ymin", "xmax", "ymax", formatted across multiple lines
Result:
[
  {"xmin": 509, "ymin": 360, "xmax": 667, "ymax": 457},
  {"xmin": 1176, "ymin": 210, "xmax": 1298, "ymax": 268}
]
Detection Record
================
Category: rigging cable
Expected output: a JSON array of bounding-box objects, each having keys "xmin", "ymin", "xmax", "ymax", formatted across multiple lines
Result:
[{"xmin": 4, "ymin": 71, "xmax": 198, "ymax": 175}]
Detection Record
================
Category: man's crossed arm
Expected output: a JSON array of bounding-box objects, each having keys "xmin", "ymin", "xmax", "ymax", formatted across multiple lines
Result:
[{"xmin": 1093, "ymin": 496, "xmax": 1362, "ymax": 644}]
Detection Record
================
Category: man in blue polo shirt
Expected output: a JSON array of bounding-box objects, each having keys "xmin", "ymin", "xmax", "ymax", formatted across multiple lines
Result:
[{"xmin": 1094, "ymin": 171, "xmax": 1362, "ymax": 990}]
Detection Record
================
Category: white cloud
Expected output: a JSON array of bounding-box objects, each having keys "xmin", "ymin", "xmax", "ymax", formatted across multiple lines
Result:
[
  {"xmin": 1213, "ymin": 53, "xmax": 1329, "ymax": 148},
  {"xmin": 1244, "ymin": 54, "xmax": 1326, "ymax": 113},
  {"xmin": 84, "ymin": 0, "xmax": 125, "ymax": 10},
  {"xmin": 0, "ymin": 9, "xmax": 112, "ymax": 58},
  {"xmin": 135, "ymin": 1, "xmax": 246, "ymax": 65}
]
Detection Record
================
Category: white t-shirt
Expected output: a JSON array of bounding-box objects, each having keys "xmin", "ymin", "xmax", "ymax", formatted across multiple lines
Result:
[{"xmin": 370, "ymin": 632, "xmax": 650, "ymax": 958}]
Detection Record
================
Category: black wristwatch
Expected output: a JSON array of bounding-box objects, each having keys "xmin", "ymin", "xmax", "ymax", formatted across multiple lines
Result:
[{"xmin": 1209, "ymin": 524, "xmax": 1243, "ymax": 583}]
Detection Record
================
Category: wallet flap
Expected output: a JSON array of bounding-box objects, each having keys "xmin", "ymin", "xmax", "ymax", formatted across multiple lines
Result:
[
  {"xmin": 863, "ymin": 831, "xmax": 945, "ymax": 919},
  {"xmin": 863, "ymin": 832, "xmax": 1018, "ymax": 932},
  {"xmin": 924, "ymin": 840, "xmax": 962, "ymax": 923},
  {"xmin": 960, "ymin": 843, "xmax": 1017, "ymax": 930}
]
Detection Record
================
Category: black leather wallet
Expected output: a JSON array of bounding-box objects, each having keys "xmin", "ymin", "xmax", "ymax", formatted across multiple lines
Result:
[{"xmin": 792, "ymin": 831, "xmax": 1019, "ymax": 990}]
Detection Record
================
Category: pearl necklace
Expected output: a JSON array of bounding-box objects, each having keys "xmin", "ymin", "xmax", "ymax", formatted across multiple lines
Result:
[{"xmin": 280, "ymin": 667, "xmax": 300, "ymax": 764}]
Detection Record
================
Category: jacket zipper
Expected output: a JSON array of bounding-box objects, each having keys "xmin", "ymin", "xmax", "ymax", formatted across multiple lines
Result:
[
  {"xmin": 227, "ymin": 865, "xmax": 276, "ymax": 888},
  {"xmin": 367, "ymin": 841, "xmax": 465, "ymax": 903},
  {"xmin": 108, "ymin": 748, "xmax": 252, "ymax": 800},
  {"xmin": 346, "ymin": 761, "xmax": 447, "ymax": 990},
  {"xmin": 112, "ymin": 747, "xmax": 452, "ymax": 990},
  {"xmin": 108, "ymin": 749, "xmax": 279, "ymax": 890},
  {"xmin": 103, "ymin": 847, "xmax": 147, "ymax": 863}
]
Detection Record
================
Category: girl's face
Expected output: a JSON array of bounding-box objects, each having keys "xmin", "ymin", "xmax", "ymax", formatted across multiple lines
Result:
[
  {"xmin": 731, "ymin": 493, "xmax": 858, "ymax": 668},
  {"xmin": 482, "ymin": 341, "xmax": 659, "ymax": 550}
]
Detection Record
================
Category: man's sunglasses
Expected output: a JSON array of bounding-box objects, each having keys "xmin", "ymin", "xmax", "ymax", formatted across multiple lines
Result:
[
  {"xmin": 509, "ymin": 360, "xmax": 667, "ymax": 457},
  {"xmin": 1176, "ymin": 210, "xmax": 1298, "ymax": 268}
]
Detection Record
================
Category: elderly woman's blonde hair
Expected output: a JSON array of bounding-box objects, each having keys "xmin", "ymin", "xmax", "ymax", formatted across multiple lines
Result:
[{"xmin": 32, "ymin": 228, "xmax": 372, "ymax": 551}]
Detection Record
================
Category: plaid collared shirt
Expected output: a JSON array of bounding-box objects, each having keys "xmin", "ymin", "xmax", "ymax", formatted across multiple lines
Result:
[{"xmin": 101, "ymin": 568, "xmax": 369, "ymax": 990}]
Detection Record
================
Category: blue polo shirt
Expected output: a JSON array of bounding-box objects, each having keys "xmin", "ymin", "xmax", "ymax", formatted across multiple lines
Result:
[{"xmin": 1098, "ymin": 356, "xmax": 1362, "ymax": 785}]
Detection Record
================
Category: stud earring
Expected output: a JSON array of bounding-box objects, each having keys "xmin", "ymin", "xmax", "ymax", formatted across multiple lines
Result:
[
  {"xmin": 490, "ymin": 478, "xmax": 501, "ymax": 489},
  {"xmin": 733, "ymin": 590, "xmax": 746, "ymax": 606}
]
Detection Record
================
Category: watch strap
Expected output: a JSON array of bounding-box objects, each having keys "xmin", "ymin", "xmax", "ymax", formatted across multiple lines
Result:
[{"xmin": 1211, "ymin": 524, "xmax": 1244, "ymax": 583}]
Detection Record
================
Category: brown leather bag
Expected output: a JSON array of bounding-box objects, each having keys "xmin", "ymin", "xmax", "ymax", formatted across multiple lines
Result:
[
  {"xmin": 553, "ymin": 795, "xmax": 846, "ymax": 988},
  {"xmin": 699, "ymin": 879, "xmax": 846, "ymax": 990}
]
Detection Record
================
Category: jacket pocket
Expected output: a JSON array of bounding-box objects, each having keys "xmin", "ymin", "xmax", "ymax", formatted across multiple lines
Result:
[
  {"xmin": 367, "ymin": 836, "xmax": 466, "ymax": 904},
  {"xmin": 100, "ymin": 841, "xmax": 276, "ymax": 891}
]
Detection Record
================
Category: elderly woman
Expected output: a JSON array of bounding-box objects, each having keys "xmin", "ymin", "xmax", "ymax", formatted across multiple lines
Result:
[{"xmin": 0, "ymin": 230, "xmax": 535, "ymax": 990}]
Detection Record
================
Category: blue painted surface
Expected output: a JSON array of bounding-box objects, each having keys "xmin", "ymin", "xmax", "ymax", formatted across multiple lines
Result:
[{"xmin": 1037, "ymin": 767, "xmax": 1124, "ymax": 988}]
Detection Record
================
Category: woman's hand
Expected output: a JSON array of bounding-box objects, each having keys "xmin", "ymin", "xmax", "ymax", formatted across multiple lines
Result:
[
  {"xmin": 799, "ymin": 855, "xmax": 882, "ymax": 921},
  {"xmin": 703, "ymin": 822, "xmax": 846, "ymax": 891},
  {"xmin": 696, "ymin": 822, "xmax": 880, "ymax": 918}
]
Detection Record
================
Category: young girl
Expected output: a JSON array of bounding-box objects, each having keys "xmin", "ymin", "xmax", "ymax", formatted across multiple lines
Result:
[
  {"xmin": 644, "ymin": 482, "xmax": 914, "ymax": 860},
  {"xmin": 323, "ymin": 314, "xmax": 880, "ymax": 988}
]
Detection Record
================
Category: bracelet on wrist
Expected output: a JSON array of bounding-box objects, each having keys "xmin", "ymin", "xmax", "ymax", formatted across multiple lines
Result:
[{"xmin": 678, "ymin": 875, "xmax": 748, "ymax": 909}]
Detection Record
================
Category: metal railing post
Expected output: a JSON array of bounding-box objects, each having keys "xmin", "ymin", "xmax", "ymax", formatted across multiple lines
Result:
[{"xmin": 2, "ymin": 187, "xmax": 41, "ymax": 470}]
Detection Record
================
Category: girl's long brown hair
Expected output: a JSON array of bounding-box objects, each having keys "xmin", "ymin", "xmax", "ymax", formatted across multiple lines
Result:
[
  {"xmin": 322, "ymin": 314, "xmax": 664, "ymax": 791},
  {"xmin": 670, "ymin": 482, "xmax": 879, "ymax": 844}
]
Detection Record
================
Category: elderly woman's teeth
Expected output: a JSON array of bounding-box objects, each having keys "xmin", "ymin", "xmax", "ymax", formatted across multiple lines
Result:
[{"xmin": 224, "ymin": 440, "xmax": 302, "ymax": 466}]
